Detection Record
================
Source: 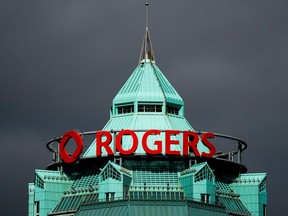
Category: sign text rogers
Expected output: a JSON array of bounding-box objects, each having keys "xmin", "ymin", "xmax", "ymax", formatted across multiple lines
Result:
[{"xmin": 59, "ymin": 130, "xmax": 217, "ymax": 163}]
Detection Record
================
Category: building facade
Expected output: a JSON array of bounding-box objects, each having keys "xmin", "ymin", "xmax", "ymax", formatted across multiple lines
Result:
[{"xmin": 28, "ymin": 26, "xmax": 267, "ymax": 216}]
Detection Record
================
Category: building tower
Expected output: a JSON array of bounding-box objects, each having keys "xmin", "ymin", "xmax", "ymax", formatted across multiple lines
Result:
[{"xmin": 28, "ymin": 4, "xmax": 267, "ymax": 216}]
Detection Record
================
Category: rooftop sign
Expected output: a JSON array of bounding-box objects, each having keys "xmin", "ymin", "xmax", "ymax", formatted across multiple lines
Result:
[{"xmin": 59, "ymin": 130, "xmax": 216, "ymax": 163}]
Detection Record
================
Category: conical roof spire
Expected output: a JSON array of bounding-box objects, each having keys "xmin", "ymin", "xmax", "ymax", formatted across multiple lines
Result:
[
  {"xmin": 139, "ymin": 3, "xmax": 155, "ymax": 63},
  {"xmin": 139, "ymin": 28, "xmax": 155, "ymax": 63}
]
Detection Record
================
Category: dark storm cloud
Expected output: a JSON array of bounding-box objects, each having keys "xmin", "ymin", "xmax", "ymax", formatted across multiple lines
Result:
[{"xmin": 0, "ymin": 0, "xmax": 287, "ymax": 215}]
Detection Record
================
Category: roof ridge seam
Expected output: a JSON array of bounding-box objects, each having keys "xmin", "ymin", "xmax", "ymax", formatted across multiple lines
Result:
[
  {"xmin": 134, "ymin": 64, "xmax": 145, "ymax": 102},
  {"xmin": 150, "ymin": 62, "xmax": 167, "ymax": 103}
]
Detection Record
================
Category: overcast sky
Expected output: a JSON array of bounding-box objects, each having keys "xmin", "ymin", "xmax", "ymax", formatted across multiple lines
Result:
[{"xmin": 0, "ymin": 0, "xmax": 287, "ymax": 215}]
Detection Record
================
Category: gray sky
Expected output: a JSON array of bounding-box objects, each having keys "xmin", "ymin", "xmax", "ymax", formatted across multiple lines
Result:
[{"xmin": 0, "ymin": 0, "xmax": 287, "ymax": 215}]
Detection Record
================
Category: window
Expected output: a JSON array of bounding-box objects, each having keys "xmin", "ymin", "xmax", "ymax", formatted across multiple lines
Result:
[
  {"xmin": 35, "ymin": 201, "xmax": 40, "ymax": 216},
  {"xmin": 138, "ymin": 104, "xmax": 162, "ymax": 112},
  {"xmin": 117, "ymin": 105, "xmax": 134, "ymax": 114},
  {"xmin": 201, "ymin": 194, "xmax": 210, "ymax": 203},
  {"xmin": 195, "ymin": 166, "xmax": 214, "ymax": 183},
  {"xmin": 105, "ymin": 192, "xmax": 115, "ymax": 201},
  {"xmin": 134, "ymin": 191, "xmax": 139, "ymax": 199},
  {"xmin": 175, "ymin": 192, "xmax": 180, "ymax": 200},
  {"xmin": 167, "ymin": 105, "xmax": 180, "ymax": 115},
  {"xmin": 156, "ymin": 192, "xmax": 161, "ymax": 199},
  {"xmin": 111, "ymin": 192, "xmax": 115, "ymax": 201},
  {"xmin": 35, "ymin": 174, "xmax": 44, "ymax": 189},
  {"xmin": 100, "ymin": 163, "xmax": 121, "ymax": 181}
]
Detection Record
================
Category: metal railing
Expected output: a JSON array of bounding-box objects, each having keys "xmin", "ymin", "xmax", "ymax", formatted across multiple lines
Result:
[{"xmin": 80, "ymin": 194, "xmax": 222, "ymax": 207}]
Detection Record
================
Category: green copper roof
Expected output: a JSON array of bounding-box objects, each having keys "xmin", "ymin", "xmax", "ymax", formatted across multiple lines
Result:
[
  {"xmin": 84, "ymin": 113, "xmax": 210, "ymax": 157},
  {"xmin": 113, "ymin": 27, "xmax": 183, "ymax": 107},
  {"xmin": 75, "ymin": 200, "xmax": 229, "ymax": 216},
  {"xmin": 217, "ymin": 196, "xmax": 251, "ymax": 215},
  {"xmin": 113, "ymin": 62, "xmax": 183, "ymax": 106},
  {"xmin": 83, "ymin": 28, "xmax": 210, "ymax": 158}
]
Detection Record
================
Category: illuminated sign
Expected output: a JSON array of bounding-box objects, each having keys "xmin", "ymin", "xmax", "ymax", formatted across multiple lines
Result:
[{"xmin": 59, "ymin": 130, "xmax": 216, "ymax": 163}]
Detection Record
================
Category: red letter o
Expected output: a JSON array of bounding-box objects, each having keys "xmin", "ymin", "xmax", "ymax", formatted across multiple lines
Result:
[
  {"xmin": 116, "ymin": 130, "xmax": 138, "ymax": 155},
  {"xmin": 59, "ymin": 131, "xmax": 83, "ymax": 163}
]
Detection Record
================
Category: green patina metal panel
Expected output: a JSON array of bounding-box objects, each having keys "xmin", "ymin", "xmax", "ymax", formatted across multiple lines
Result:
[
  {"xmin": 179, "ymin": 169, "xmax": 195, "ymax": 200},
  {"xmin": 76, "ymin": 201, "xmax": 128, "ymax": 216},
  {"xmin": 97, "ymin": 162, "xmax": 131, "ymax": 201},
  {"xmin": 32, "ymin": 170, "xmax": 73, "ymax": 216},
  {"xmin": 84, "ymin": 113, "xmax": 209, "ymax": 157},
  {"xmin": 83, "ymin": 53, "xmax": 210, "ymax": 157},
  {"xmin": 152, "ymin": 64, "xmax": 184, "ymax": 105},
  {"xmin": 28, "ymin": 183, "xmax": 35, "ymax": 216},
  {"xmin": 187, "ymin": 201, "xmax": 229, "ymax": 216},
  {"xmin": 132, "ymin": 168, "xmax": 179, "ymax": 187},
  {"xmin": 113, "ymin": 62, "xmax": 183, "ymax": 107},
  {"xmin": 30, "ymin": 156, "xmax": 261, "ymax": 216},
  {"xmin": 75, "ymin": 200, "xmax": 228, "ymax": 216},
  {"xmin": 179, "ymin": 162, "xmax": 216, "ymax": 203},
  {"xmin": 217, "ymin": 196, "xmax": 251, "ymax": 215},
  {"xmin": 193, "ymin": 163, "xmax": 216, "ymax": 203},
  {"xmin": 230, "ymin": 173, "xmax": 267, "ymax": 216}
]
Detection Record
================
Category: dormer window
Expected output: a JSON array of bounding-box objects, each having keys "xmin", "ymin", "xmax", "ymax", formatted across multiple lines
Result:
[
  {"xmin": 138, "ymin": 104, "xmax": 162, "ymax": 112},
  {"xmin": 117, "ymin": 105, "xmax": 134, "ymax": 114},
  {"xmin": 167, "ymin": 104, "xmax": 181, "ymax": 115}
]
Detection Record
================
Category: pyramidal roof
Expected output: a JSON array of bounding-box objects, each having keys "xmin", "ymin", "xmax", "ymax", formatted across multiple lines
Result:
[
  {"xmin": 84, "ymin": 27, "xmax": 210, "ymax": 158},
  {"xmin": 113, "ymin": 27, "xmax": 183, "ymax": 106}
]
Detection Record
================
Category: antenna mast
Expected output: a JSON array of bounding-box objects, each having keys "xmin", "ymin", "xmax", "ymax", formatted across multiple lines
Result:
[
  {"xmin": 145, "ymin": 2, "xmax": 149, "ymax": 29},
  {"xmin": 139, "ymin": 2, "xmax": 155, "ymax": 63}
]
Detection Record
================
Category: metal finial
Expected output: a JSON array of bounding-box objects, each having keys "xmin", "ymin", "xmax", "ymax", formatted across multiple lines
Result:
[{"xmin": 145, "ymin": 2, "xmax": 149, "ymax": 28}]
